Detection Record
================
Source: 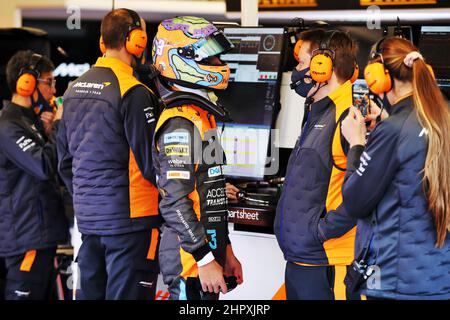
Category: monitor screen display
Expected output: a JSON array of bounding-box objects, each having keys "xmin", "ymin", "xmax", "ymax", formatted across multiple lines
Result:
[
  {"xmin": 216, "ymin": 27, "xmax": 284, "ymax": 180},
  {"xmin": 419, "ymin": 26, "xmax": 450, "ymax": 99}
]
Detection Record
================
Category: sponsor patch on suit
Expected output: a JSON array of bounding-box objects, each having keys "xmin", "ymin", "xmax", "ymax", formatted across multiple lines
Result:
[
  {"xmin": 167, "ymin": 171, "xmax": 190, "ymax": 180},
  {"xmin": 164, "ymin": 132, "xmax": 189, "ymax": 144},
  {"xmin": 165, "ymin": 144, "xmax": 190, "ymax": 157},
  {"xmin": 208, "ymin": 165, "xmax": 222, "ymax": 178}
]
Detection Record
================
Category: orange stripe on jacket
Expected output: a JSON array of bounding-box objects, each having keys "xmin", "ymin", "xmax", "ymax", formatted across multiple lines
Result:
[
  {"xmin": 188, "ymin": 179, "xmax": 201, "ymax": 221},
  {"xmin": 147, "ymin": 228, "xmax": 159, "ymax": 260},
  {"xmin": 323, "ymin": 80, "xmax": 356, "ymax": 266},
  {"xmin": 129, "ymin": 149, "xmax": 159, "ymax": 218},
  {"xmin": 181, "ymin": 182, "xmax": 204, "ymax": 278},
  {"xmin": 155, "ymin": 105, "xmax": 216, "ymax": 141},
  {"xmin": 20, "ymin": 250, "xmax": 37, "ymax": 272},
  {"xmin": 180, "ymin": 247, "xmax": 200, "ymax": 279},
  {"xmin": 333, "ymin": 265, "xmax": 347, "ymax": 300}
]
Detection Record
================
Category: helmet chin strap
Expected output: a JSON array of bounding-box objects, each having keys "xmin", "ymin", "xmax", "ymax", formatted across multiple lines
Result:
[
  {"xmin": 173, "ymin": 83, "xmax": 210, "ymax": 100},
  {"xmin": 156, "ymin": 76, "xmax": 232, "ymax": 122}
]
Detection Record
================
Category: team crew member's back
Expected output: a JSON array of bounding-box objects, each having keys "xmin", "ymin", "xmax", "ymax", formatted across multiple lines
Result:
[
  {"xmin": 57, "ymin": 8, "xmax": 162, "ymax": 300},
  {"xmin": 59, "ymin": 58, "xmax": 161, "ymax": 235}
]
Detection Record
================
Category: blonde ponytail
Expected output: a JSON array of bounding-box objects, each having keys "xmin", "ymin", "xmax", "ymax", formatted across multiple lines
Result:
[{"xmin": 381, "ymin": 37, "xmax": 450, "ymax": 247}]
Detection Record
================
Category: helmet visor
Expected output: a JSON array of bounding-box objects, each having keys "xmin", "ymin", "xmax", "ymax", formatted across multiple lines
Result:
[{"xmin": 192, "ymin": 31, "xmax": 234, "ymax": 61}]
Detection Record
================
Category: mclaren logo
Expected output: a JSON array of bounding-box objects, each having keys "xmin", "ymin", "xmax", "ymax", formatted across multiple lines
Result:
[
  {"xmin": 54, "ymin": 63, "xmax": 90, "ymax": 77},
  {"xmin": 73, "ymin": 82, "xmax": 111, "ymax": 90}
]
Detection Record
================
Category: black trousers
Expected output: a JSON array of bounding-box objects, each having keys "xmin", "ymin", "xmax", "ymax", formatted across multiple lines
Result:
[
  {"xmin": 285, "ymin": 262, "xmax": 361, "ymax": 300},
  {"xmin": 4, "ymin": 247, "xmax": 57, "ymax": 300},
  {"xmin": 0, "ymin": 258, "xmax": 6, "ymax": 300},
  {"xmin": 76, "ymin": 229, "xmax": 160, "ymax": 300}
]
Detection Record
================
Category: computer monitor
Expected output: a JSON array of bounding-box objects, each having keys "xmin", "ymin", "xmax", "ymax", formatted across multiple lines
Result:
[
  {"xmin": 419, "ymin": 26, "xmax": 450, "ymax": 99},
  {"xmin": 216, "ymin": 27, "xmax": 284, "ymax": 180}
]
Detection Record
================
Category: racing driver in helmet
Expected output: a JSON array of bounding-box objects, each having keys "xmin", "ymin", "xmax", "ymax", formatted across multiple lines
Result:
[{"xmin": 151, "ymin": 16, "xmax": 243, "ymax": 300}]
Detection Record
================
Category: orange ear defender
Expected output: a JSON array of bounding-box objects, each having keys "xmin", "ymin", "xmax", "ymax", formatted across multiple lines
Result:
[
  {"xmin": 124, "ymin": 9, "xmax": 147, "ymax": 57},
  {"xmin": 364, "ymin": 38, "xmax": 392, "ymax": 95},
  {"xmin": 99, "ymin": 36, "xmax": 106, "ymax": 55},
  {"xmin": 16, "ymin": 53, "xmax": 42, "ymax": 97},
  {"xmin": 364, "ymin": 62, "xmax": 392, "ymax": 94},
  {"xmin": 293, "ymin": 39, "xmax": 302, "ymax": 62},
  {"xmin": 310, "ymin": 30, "xmax": 338, "ymax": 83},
  {"xmin": 99, "ymin": 9, "xmax": 147, "ymax": 57},
  {"xmin": 351, "ymin": 63, "xmax": 359, "ymax": 83}
]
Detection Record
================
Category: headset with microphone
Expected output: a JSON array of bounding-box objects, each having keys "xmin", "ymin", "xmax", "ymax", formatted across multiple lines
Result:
[
  {"xmin": 309, "ymin": 30, "xmax": 339, "ymax": 83},
  {"xmin": 16, "ymin": 53, "xmax": 42, "ymax": 97},
  {"xmin": 363, "ymin": 38, "xmax": 392, "ymax": 95},
  {"xmin": 364, "ymin": 37, "xmax": 435, "ymax": 95},
  {"xmin": 291, "ymin": 30, "xmax": 359, "ymax": 90},
  {"xmin": 99, "ymin": 8, "xmax": 147, "ymax": 58}
]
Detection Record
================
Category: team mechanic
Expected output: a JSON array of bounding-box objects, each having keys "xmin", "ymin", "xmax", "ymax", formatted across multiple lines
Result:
[
  {"xmin": 57, "ymin": 9, "xmax": 162, "ymax": 299},
  {"xmin": 152, "ymin": 16, "xmax": 243, "ymax": 300},
  {"xmin": 0, "ymin": 51, "xmax": 68, "ymax": 300},
  {"xmin": 274, "ymin": 29, "xmax": 360, "ymax": 300}
]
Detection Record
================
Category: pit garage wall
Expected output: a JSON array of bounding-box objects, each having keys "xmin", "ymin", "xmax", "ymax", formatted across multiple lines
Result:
[{"xmin": 222, "ymin": 226, "xmax": 286, "ymax": 300}]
